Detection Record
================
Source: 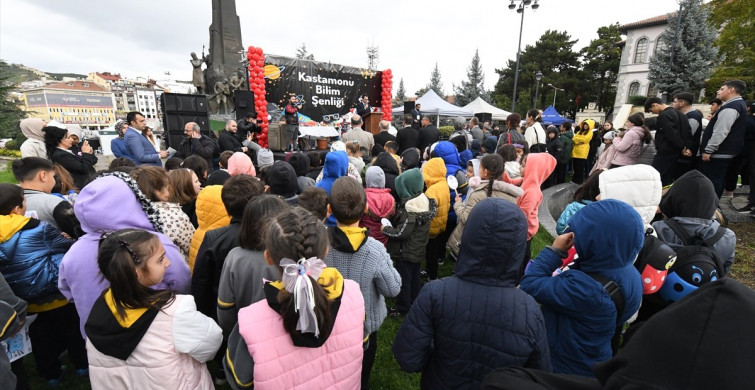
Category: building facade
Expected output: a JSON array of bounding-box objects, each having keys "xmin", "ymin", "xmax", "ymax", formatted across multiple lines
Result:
[
  {"xmin": 612, "ymin": 13, "xmax": 671, "ymax": 116},
  {"xmin": 21, "ymin": 81, "xmax": 117, "ymax": 130}
]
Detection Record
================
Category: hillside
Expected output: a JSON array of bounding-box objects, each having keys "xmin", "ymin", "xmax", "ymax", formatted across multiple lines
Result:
[{"xmin": 0, "ymin": 60, "xmax": 86, "ymax": 84}]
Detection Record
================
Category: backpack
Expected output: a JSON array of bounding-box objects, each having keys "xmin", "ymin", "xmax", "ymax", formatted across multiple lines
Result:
[
  {"xmin": 657, "ymin": 219, "xmax": 726, "ymax": 304},
  {"xmin": 588, "ymin": 273, "xmax": 626, "ymax": 355}
]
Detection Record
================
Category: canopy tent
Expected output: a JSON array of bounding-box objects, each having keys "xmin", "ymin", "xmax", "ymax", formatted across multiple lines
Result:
[
  {"xmin": 540, "ymin": 105, "xmax": 572, "ymax": 126},
  {"xmin": 462, "ymin": 97, "xmax": 511, "ymax": 121},
  {"xmin": 391, "ymin": 90, "xmax": 474, "ymax": 125}
]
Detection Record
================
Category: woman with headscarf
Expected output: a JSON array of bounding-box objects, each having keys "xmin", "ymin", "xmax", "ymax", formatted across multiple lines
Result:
[
  {"xmin": 110, "ymin": 120, "xmax": 134, "ymax": 161},
  {"xmin": 43, "ymin": 125, "xmax": 98, "ymax": 190},
  {"xmin": 19, "ymin": 118, "xmax": 48, "ymax": 158}
]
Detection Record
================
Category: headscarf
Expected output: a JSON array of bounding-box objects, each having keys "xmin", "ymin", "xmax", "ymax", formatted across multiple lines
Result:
[{"xmin": 20, "ymin": 118, "xmax": 45, "ymax": 141}]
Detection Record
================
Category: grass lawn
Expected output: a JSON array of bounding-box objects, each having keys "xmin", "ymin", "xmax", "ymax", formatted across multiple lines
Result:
[{"xmin": 0, "ymin": 167, "xmax": 17, "ymax": 183}]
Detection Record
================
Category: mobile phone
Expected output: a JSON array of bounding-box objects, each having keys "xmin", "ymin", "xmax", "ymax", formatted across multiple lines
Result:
[{"xmin": 256, "ymin": 119, "xmax": 262, "ymax": 123}]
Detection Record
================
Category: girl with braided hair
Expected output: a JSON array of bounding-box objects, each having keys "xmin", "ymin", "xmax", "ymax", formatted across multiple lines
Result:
[
  {"xmin": 224, "ymin": 208, "xmax": 366, "ymax": 390},
  {"xmin": 85, "ymin": 229, "xmax": 221, "ymax": 389},
  {"xmin": 446, "ymin": 154, "xmax": 523, "ymax": 259}
]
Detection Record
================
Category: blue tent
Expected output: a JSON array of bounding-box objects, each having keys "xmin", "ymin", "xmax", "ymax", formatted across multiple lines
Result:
[{"xmin": 541, "ymin": 105, "xmax": 571, "ymax": 125}]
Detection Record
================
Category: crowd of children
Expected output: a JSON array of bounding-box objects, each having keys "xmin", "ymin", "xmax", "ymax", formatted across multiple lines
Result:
[{"xmin": 0, "ymin": 106, "xmax": 752, "ymax": 390}]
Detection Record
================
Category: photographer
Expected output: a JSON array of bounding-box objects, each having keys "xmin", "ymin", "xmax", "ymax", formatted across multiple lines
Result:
[{"xmin": 237, "ymin": 112, "xmax": 262, "ymax": 153}]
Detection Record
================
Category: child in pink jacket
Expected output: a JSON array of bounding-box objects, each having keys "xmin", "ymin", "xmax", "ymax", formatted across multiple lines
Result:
[{"xmin": 360, "ymin": 166, "xmax": 395, "ymax": 245}]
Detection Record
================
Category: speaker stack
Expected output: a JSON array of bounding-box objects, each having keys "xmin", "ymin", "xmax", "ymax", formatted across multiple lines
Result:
[
  {"xmin": 160, "ymin": 93, "xmax": 210, "ymax": 150},
  {"xmin": 234, "ymin": 90, "xmax": 255, "ymax": 121}
]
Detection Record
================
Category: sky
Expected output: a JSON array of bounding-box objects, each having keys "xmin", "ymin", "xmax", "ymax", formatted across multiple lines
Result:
[{"xmin": 0, "ymin": 0, "xmax": 683, "ymax": 96}]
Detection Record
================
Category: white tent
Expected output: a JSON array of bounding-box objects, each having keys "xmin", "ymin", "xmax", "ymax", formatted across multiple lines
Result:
[
  {"xmin": 462, "ymin": 97, "xmax": 512, "ymax": 121},
  {"xmin": 392, "ymin": 89, "xmax": 474, "ymax": 124}
]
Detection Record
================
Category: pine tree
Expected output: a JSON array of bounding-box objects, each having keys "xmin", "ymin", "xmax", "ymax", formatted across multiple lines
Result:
[
  {"xmin": 295, "ymin": 43, "xmax": 314, "ymax": 60},
  {"xmin": 705, "ymin": 0, "xmax": 755, "ymax": 99},
  {"xmin": 580, "ymin": 24, "xmax": 622, "ymax": 112},
  {"xmin": 648, "ymin": 0, "xmax": 718, "ymax": 98},
  {"xmin": 0, "ymin": 60, "xmax": 26, "ymax": 139},
  {"xmin": 453, "ymin": 49, "xmax": 490, "ymax": 106},
  {"xmin": 392, "ymin": 78, "xmax": 407, "ymax": 106},
  {"xmin": 416, "ymin": 63, "xmax": 445, "ymax": 97}
]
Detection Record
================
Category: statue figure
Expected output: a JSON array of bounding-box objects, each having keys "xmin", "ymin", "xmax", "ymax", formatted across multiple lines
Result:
[
  {"xmin": 229, "ymin": 71, "xmax": 245, "ymax": 93},
  {"xmin": 213, "ymin": 79, "xmax": 232, "ymax": 114},
  {"xmin": 190, "ymin": 51, "xmax": 206, "ymax": 94}
]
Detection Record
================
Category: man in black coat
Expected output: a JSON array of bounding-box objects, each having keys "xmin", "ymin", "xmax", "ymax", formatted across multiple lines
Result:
[
  {"xmin": 218, "ymin": 120, "xmax": 248, "ymax": 154},
  {"xmin": 396, "ymin": 114, "xmax": 419, "ymax": 155},
  {"xmin": 410, "ymin": 103, "xmax": 422, "ymax": 129},
  {"xmin": 418, "ymin": 116, "xmax": 440, "ymax": 158},
  {"xmin": 374, "ymin": 120, "xmax": 397, "ymax": 148},
  {"xmin": 236, "ymin": 112, "xmax": 262, "ymax": 152},
  {"xmin": 645, "ymin": 97, "xmax": 692, "ymax": 186},
  {"xmin": 356, "ymin": 94, "xmax": 370, "ymax": 116},
  {"xmin": 176, "ymin": 121, "xmax": 219, "ymax": 172}
]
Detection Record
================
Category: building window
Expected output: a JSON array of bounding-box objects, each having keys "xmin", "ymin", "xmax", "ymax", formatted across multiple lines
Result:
[
  {"xmin": 634, "ymin": 38, "xmax": 648, "ymax": 63},
  {"xmin": 654, "ymin": 36, "xmax": 666, "ymax": 55},
  {"xmin": 627, "ymin": 82, "xmax": 640, "ymax": 101},
  {"xmin": 647, "ymin": 82, "xmax": 658, "ymax": 97}
]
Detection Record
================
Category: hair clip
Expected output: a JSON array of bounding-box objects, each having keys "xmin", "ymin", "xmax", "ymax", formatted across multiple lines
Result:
[{"xmin": 118, "ymin": 240, "xmax": 141, "ymax": 264}]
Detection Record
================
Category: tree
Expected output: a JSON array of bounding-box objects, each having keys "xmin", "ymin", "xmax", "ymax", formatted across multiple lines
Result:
[
  {"xmin": 392, "ymin": 78, "xmax": 408, "ymax": 106},
  {"xmin": 492, "ymin": 30, "xmax": 580, "ymax": 115},
  {"xmin": 295, "ymin": 43, "xmax": 314, "ymax": 60},
  {"xmin": 648, "ymin": 0, "xmax": 718, "ymax": 98},
  {"xmin": 416, "ymin": 62, "xmax": 445, "ymax": 97},
  {"xmin": 453, "ymin": 49, "xmax": 491, "ymax": 106},
  {"xmin": 705, "ymin": 0, "xmax": 755, "ymax": 99},
  {"xmin": 0, "ymin": 60, "xmax": 26, "ymax": 139},
  {"xmin": 580, "ymin": 24, "xmax": 622, "ymax": 112}
]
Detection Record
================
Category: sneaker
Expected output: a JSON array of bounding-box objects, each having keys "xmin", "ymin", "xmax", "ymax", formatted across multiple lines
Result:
[{"xmin": 735, "ymin": 204, "xmax": 754, "ymax": 213}]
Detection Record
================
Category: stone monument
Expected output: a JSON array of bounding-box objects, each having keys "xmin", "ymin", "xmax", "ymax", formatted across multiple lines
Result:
[{"xmin": 205, "ymin": 0, "xmax": 244, "ymax": 115}]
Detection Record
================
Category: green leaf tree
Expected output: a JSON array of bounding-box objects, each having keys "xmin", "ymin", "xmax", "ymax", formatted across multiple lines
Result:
[
  {"xmin": 0, "ymin": 60, "xmax": 26, "ymax": 139},
  {"xmin": 416, "ymin": 62, "xmax": 445, "ymax": 97},
  {"xmin": 648, "ymin": 0, "xmax": 718, "ymax": 98},
  {"xmin": 705, "ymin": 0, "xmax": 755, "ymax": 99},
  {"xmin": 453, "ymin": 49, "xmax": 490, "ymax": 106},
  {"xmin": 580, "ymin": 23, "xmax": 622, "ymax": 112},
  {"xmin": 493, "ymin": 30, "xmax": 580, "ymax": 115}
]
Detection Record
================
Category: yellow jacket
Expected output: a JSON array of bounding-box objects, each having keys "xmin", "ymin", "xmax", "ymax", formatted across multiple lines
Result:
[
  {"xmin": 188, "ymin": 185, "xmax": 230, "ymax": 271},
  {"xmin": 572, "ymin": 119, "xmax": 595, "ymax": 159},
  {"xmin": 423, "ymin": 158, "xmax": 450, "ymax": 238}
]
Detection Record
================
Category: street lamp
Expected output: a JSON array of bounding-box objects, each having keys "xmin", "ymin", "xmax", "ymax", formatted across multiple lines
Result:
[
  {"xmin": 533, "ymin": 71, "xmax": 542, "ymax": 109},
  {"xmin": 547, "ymin": 83, "xmax": 565, "ymax": 109},
  {"xmin": 508, "ymin": 0, "xmax": 540, "ymax": 112}
]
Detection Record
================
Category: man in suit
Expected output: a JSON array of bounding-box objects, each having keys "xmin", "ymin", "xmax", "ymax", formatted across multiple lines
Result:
[
  {"xmin": 356, "ymin": 94, "xmax": 370, "ymax": 116},
  {"xmin": 124, "ymin": 111, "xmax": 168, "ymax": 166},
  {"xmin": 374, "ymin": 120, "xmax": 397, "ymax": 148},
  {"xmin": 418, "ymin": 116, "xmax": 440, "ymax": 158},
  {"xmin": 396, "ymin": 114, "xmax": 419, "ymax": 154},
  {"xmin": 411, "ymin": 103, "xmax": 422, "ymax": 129}
]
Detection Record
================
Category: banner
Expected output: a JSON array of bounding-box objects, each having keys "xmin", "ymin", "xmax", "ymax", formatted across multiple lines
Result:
[{"xmin": 263, "ymin": 54, "xmax": 383, "ymax": 124}]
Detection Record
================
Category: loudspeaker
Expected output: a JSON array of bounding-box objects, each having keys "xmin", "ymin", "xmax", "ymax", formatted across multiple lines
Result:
[
  {"xmin": 474, "ymin": 112, "xmax": 492, "ymax": 123},
  {"xmin": 161, "ymin": 93, "xmax": 211, "ymax": 150},
  {"xmin": 234, "ymin": 90, "xmax": 255, "ymax": 121},
  {"xmin": 266, "ymin": 122, "xmax": 288, "ymax": 152},
  {"xmin": 404, "ymin": 101, "xmax": 415, "ymax": 114}
]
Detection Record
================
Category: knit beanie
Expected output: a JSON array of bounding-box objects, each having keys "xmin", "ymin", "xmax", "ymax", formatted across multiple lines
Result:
[
  {"xmin": 257, "ymin": 148, "xmax": 274, "ymax": 168},
  {"xmin": 266, "ymin": 161, "xmax": 298, "ymax": 198},
  {"xmin": 483, "ymin": 136, "xmax": 498, "ymax": 153},
  {"xmin": 228, "ymin": 152, "xmax": 256, "ymax": 176},
  {"xmin": 395, "ymin": 168, "xmax": 424, "ymax": 200},
  {"xmin": 287, "ymin": 152, "xmax": 310, "ymax": 177},
  {"xmin": 366, "ymin": 166, "xmax": 385, "ymax": 189}
]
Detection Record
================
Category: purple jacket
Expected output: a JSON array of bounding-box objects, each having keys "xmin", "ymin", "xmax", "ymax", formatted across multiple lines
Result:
[{"xmin": 58, "ymin": 175, "xmax": 191, "ymax": 337}]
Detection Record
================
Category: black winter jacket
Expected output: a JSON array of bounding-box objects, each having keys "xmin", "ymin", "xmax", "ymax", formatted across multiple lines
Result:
[
  {"xmin": 384, "ymin": 195, "xmax": 437, "ymax": 263},
  {"xmin": 218, "ymin": 130, "xmax": 244, "ymax": 153},
  {"xmin": 190, "ymin": 219, "xmax": 241, "ymax": 319},
  {"xmin": 50, "ymin": 148, "xmax": 97, "ymax": 190}
]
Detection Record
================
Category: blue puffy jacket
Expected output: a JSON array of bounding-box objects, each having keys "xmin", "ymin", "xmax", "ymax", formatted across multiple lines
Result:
[
  {"xmin": 433, "ymin": 141, "xmax": 468, "ymax": 225},
  {"xmin": 0, "ymin": 215, "xmax": 72, "ymax": 303},
  {"xmin": 393, "ymin": 198, "xmax": 551, "ymax": 389},
  {"xmin": 521, "ymin": 199, "xmax": 644, "ymax": 376}
]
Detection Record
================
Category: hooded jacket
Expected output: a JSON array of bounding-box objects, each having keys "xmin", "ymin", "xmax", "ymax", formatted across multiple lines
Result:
[
  {"xmin": 422, "ymin": 158, "xmax": 450, "ymax": 238},
  {"xmin": 288, "ymin": 152, "xmax": 316, "ymax": 193},
  {"xmin": 599, "ymin": 165, "xmax": 662, "ymax": 228},
  {"xmin": 360, "ymin": 167, "xmax": 395, "ymax": 245},
  {"xmin": 518, "ymin": 153, "xmax": 557, "ymax": 240},
  {"xmin": 572, "ymin": 121, "xmax": 594, "ymax": 160},
  {"xmin": 394, "ymin": 198, "xmax": 551, "ymax": 390},
  {"xmin": 373, "ymin": 152, "xmax": 401, "ymax": 201},
  {"xmin": 433, "ymin": 141, "xmax": 469, "ymax": 223},
  {"xmin": 545, "ymin": 127, "xmax": 563, "ymax": 161},
  {"xmin": 316, "ymin": 151, "xmax": 348, "ymax": 195},
  {"xmin": 611, "ymin": 126, "xmax": 645, "ymax": 166},
  {"xmin": 384, "ymin": 169, "xmax": 438, "ymax": 263},
  {"xmin": 558, "ymin": 131, "xmax": 574, "ymax": 165},
  {"xmin": 652, "ymin": 170, "xmax": 736, "ymax": 275},
  {"xmin": 19, "ymin": 118, "xmax": 47, "ymax": 159},
  {"xmin": 85, "ymin": 293, "xmax": 221, "ymax": 390},
  {"xmin": 447, "ymin": 179, "xmax": 523, "ymax": 257},
  {"xmin": 325, "ymin": 226, "xmax": 401, "ymax": 334},
  {"xmin": 188, "ymin": 185, "xmax": 231, "ymax": 270},
  {"xmin": 521, "ymin": 200, "xmax": 644, "ymax": 376},
  {"xmin": 400, "ymin": 148, "xmax": 420, "ymax": 171},
  {"xmin": 0, "ymin": 214, "xmax": 72, "ymax": 309},
  {"xmin": 58, "ymin": 173, "xmax": 191, "ymax": 337},
  {"xmin": 224, "ymin": 268, "xmax": 365, "ymax": 390}
]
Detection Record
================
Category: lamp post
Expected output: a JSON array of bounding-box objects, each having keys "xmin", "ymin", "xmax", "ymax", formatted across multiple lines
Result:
[
  {"xmin": 508, "ymin": 0, "xmax": 540, "ymax": 112},
  {"xmin": 533, "ymin": 71, "xmax": 542, "ymax": 109},
  {"xmin": 547, "ymin": 83, "xmax": 565, "ymax": 109}
]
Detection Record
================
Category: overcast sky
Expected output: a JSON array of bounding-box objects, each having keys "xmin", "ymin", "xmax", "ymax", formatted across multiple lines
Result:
[{"xmin": 1, "ymin": 0, "xmax": 682, "ymax": 95}]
